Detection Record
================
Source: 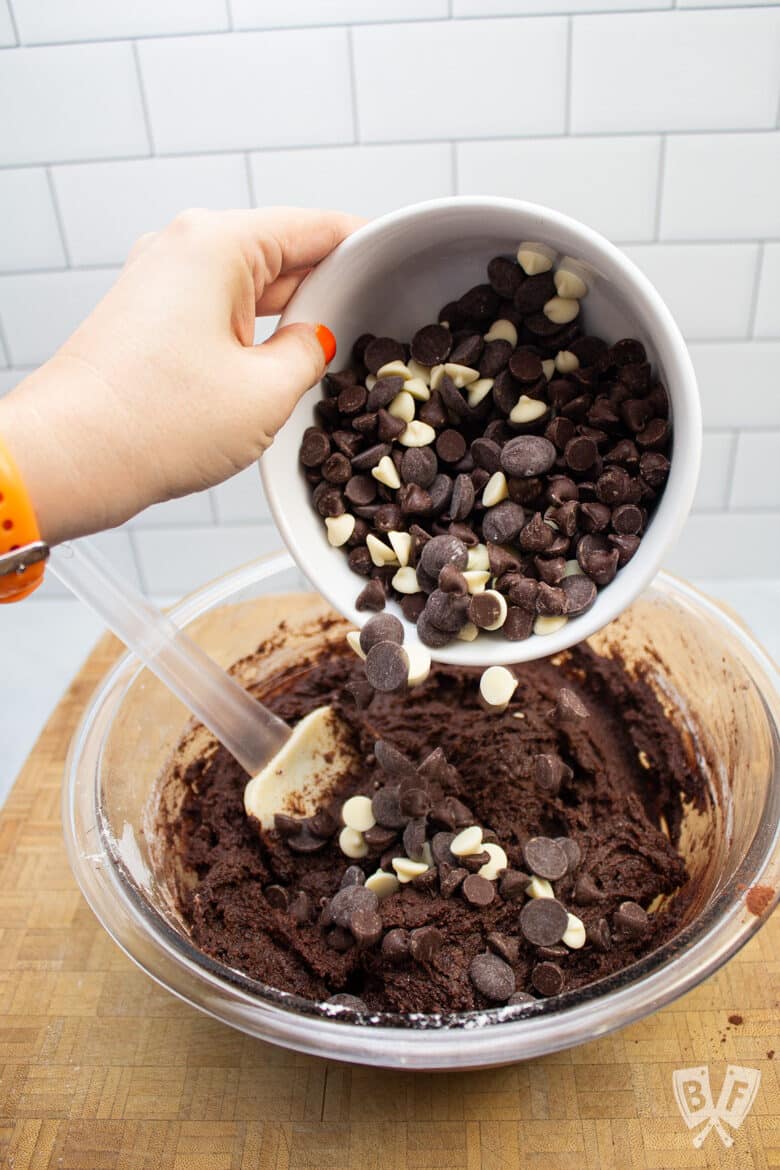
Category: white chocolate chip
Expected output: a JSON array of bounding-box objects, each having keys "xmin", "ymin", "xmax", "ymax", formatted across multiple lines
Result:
[
  {"xmin": 555, "ymin": 349, "xmax": 580, "ymax": 374},
  {"xmin": 544, "ymin": 296, "xmax": 580, "ymax": 325},
  {"xmin": 398, "ymin": 420, "xmax": 436, "ymax": 447},
  {"xmin": 467, "ymin": 377, "xmax": 494, "ymax": 408},
  {"xmin": 562, "ymin": 912, "xmax": 587, "ymax": 949},
  {"xmin": 364, "ymin": 870, "xmax": 400, "ymax": 899},
  {"xmin": 339, "ymin": 826, "xmax": 368, "ymax": 859},
  {"xmin": 388, "ymin": 530, "xmax": 412, "ymax": 566},
  {"xmin": 484, "ymin": 318, "xmax": 518, "ymax": 347},
  {"xmin": 325, "ymin": 513, "xmax": 355, "ymax": 547},
  {"xmin": 392, "ymin": 857, "xmax": 429, "ymax": 883},
  {"xmin": 517, "ymin": 241, "xmax": 555, "ymax": 276},
  {"xmin": 443, "ymin": 362, "xmax": 480, "ymax": 388},
  {"xmin": 392, "ymin": 565, "xmax": 422, "ymax": 594},
  {"xmin": 479, "ymin": 589, "xmax": 508, "ymax": 631},
  {"xmin": 562, "ymin": 559, "xmax": 584, "ymax": 578},
  {"xmin": 526, "ymin": 876, "xmax": 555, "ymax": 899},
  {"xmin": 371, "ymin": 454, "xmax": 401, "ymax": 490},
  {"xmin": 429, "ymin": 363, "xmax": 445, "ymax": 390},
  {"xmin": 346, "ymin": 630, "xmax": 365, "ymax": 659},
  {"xmin": 541, "ymin": 359, "xmax": 555, "ymax": 381},
  {"xmin": 388, "ymin": 390, "xmax": 415, "ymax": 422},
  {"xmin": 365, "ymin": 374, "xmax": 377, "ymax": 391},
  {"xmin": 509, "ymin": 395, "xmax": 548, "ymax": 425},
  {"xmin": 457, "ymin": 621, "xmax": 479, "ymax": 641},
  {"xmin": 407, "ymin": 358, "xmax": 431, "ymax": 385},
  {"xmin": 341, "ymin": 794, "xmax": 376, "ymax": 833},
  {"xmin": 463, "ymin": 569, "xmax": 491, "ymax": 594},
  {"xmin": 403, "ymin": 377, "xmax": 431, "ymax": 402},
  {"xmin": 478, "ymin": 842, "xmax": 508, "ymax": 881},
  {"xmin": 533, "ymin": 614, "xmax": 568, "ymax": 636},
  {"xmin": 479, "ymin": 665, "xmax": 517, "ymax": 709},
  {"xmin": 366, "ymin": 533, "xmax": 398, "ymax": 567},
  {"xmin": 450, "ymin": 825, "xmax": 484, "ymax": 857},
  {"xmin": 467, "ymin": 543, "xmax": 490, "ymax": 571},
  {"xmin": 405, "ymin": 641, "xmax": 431, "ymax": 687},
  {"xmin": 482, "ymin": 470, "xmax": 509, "ymax": 507},
  {"xmin": 554, "ymin": 265, "xmax": 588, "ymax": 300},
  {"xmin": 377, "ymin": 359, "xmax": 412, "ymax": 380}
]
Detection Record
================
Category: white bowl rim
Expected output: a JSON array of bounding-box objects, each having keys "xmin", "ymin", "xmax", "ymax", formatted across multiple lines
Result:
[{"xmin": 263, "ymin": 196, "xmax": 702, "ymax": 667}]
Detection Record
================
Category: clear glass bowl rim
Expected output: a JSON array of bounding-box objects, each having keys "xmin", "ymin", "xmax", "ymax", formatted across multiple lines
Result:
[{"xmin": 63, "ymin": 552, "xmax": 780, "ymax": 1070}]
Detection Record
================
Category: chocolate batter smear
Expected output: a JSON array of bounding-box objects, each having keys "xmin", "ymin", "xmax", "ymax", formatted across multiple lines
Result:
[{"xmin": 170, "ymin": 641, "xmax": 705, "ymax": 1014}]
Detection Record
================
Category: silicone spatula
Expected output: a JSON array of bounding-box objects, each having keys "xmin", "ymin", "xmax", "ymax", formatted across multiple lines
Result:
[{"xmin": 49, "ymin": 539, "xmax": 356, "ymax": 828}]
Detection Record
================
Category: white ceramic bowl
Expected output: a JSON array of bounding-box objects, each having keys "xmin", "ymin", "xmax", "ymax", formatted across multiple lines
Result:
[{"xmin": 262, "ymin": 197, "xmax": 701, "ymax": 666}]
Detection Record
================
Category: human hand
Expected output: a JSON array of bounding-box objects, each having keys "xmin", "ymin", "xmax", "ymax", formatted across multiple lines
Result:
[{"xmin": 0, "ymin": 206, "xmax": 362, "ymax": 543}]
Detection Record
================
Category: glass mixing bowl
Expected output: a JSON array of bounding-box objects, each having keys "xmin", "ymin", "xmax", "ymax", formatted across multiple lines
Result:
[{"xmin": 63, "ymin": 553, "xmax": 780, "ymax": 1070}]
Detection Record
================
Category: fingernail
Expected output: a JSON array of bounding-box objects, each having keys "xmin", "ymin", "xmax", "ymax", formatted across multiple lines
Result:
[{"xmin": 315, "ymin": 323, "xmax": 337, "ymax": 365}]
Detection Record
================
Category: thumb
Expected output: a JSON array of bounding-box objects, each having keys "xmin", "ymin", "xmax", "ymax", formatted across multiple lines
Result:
[{"xmin": 247, "ymin": 322, "xmax": 336, "ymax": 438}]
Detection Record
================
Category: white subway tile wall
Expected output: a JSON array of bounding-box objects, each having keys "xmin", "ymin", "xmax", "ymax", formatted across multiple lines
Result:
[{"xmin": 0, "ymin": 4, "xmax": 777, "ymax": 595}]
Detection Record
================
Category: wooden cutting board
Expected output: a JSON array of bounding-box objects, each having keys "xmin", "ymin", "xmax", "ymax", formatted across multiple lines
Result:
[{"xmin": 1, "ymin": 613, "xmax": 778, "ymax": 1170}]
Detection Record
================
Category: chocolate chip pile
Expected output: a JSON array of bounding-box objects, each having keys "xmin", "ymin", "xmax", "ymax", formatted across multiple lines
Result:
[{"xmin": 300, "ymin": 242, "xmax": 671, "ymax": 651}]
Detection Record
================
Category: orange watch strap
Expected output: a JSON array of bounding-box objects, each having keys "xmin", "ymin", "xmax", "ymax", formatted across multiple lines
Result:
[{"xmin": 0, "ymin": 433, "xmax": 46, "ymax": 602}]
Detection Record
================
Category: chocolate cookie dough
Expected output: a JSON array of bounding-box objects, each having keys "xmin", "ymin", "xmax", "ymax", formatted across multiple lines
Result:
[{"xmin": 170, "ymin": 639, "xmax": 704, "ymax": 1015}]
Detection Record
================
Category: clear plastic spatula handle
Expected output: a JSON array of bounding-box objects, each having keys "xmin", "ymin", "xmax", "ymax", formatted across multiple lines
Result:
[{"xmin": 49, "ymin": 539, "xmax": 290, "ymax": 776}]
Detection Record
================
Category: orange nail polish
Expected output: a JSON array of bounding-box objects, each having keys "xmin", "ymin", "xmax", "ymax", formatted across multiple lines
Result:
[{"xmin": 315, "ymin": 323, "xmax": 337, "ymax": 365}]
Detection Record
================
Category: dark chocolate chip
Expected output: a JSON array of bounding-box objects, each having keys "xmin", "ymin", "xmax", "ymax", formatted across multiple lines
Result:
[
  {"xmin": 613, "ymin": 900, "xmax": 649, "ymax": 939},
  {"xmin": 449, "ymin": 332, "xmax": 484, "ymax": 368},
  {"xmin": 501, "ymin": 436, "xmax": 557, "ymax": 479},
  {"xmin": 471, "ymin": 437, "xmax": 502, "ymax": 473},
  {"xmin": 417, "ymin": 612, "xmax": 452, "ymax": 648},
  {"xmin": 419, "ymin": 534, "xmax": 468, "ymax": 579},
  {"xmin": 508, "ymin": 991, "xmax": 537, "ymax": 1006},
  {"xmin": 300, "ymin": 428, "xmax": 331, "ymax": 467},
  {"xmin": 411, "ymin": 323, "xmax": 452, "ymax": 366},
  {"xmin": 374, "ymin": 739, "xmax": 414, "ymax": 777},
  {"xmin": 482, "ymin": 500, "xmax": 526, "ymax": 544},
  {"xmin": 359, "ymin": 613, "xmax": 404, "ymax": 654},
  {"xmin": 367, "ymin": 375, "xmax": 404, "ymax": 412},
  {"xmin": 371, "ymin": 784, "xmax": 409, "ymax": 830},
  {"xmin": 351, "ymin": 443, "xmax": 391, "ymax": 472},
  {"xmin": 377, "ymin": 408, "xmax": 406, "ymax": 443},
  {"xmin": 313, "ymin": 483, "xmax": 345, "ymax": 517},
  {"xmin": 340, "ymin": 865, "xmax": 366, "ymax": 888},
  {"xmin": 462, "ymin": 874, "xmax": 495, "ymax": 907},
  {"xmin": 381, "ymin": 929, "xmax": 410, "ymax": 965},
  {"xmin": 518, "ymin": 512, "xmax": 555, "ymax": 553},
  {"xmin": 326, "ymin": 884, "xmax": 378, "ymax": 929},
  {"xmin": 533, "ymin": 753, "xmax": 573, "ymax": 796},
  {"xmin": 513, "ymin": 271, "xmax": 556, "ymax": 314},
  {"xmin": 438, "ymin": 563, "xmax": 468, "ymax": 594},
  {"xmin": 523, "ymin": 837, "xmax": 569, "ymax": 881},
  {"xmin": 287, "ymin": 824, "xmax": 329, "ymax": 853},
  {"xmin": 439, "ymin": 863, "xmax": 467, "ymax": 898},
  {"xmin": 398, "ymin": 483, "xmax": 434, "ymax": 516},
  {"xmin": 500, "ymin": 869, "xmax": 530, "ymax": 901},
  {"xmin": 535, "ymin": 582, "xmax": 566, "ymax": 616},
  {"xmin": 509, "ymin": 348, "xmax": 543, "ymax": 383},
  {"xmin": 346, "ymin": 678, "xmax": 375, "ymax": 709},
  {"xmin": 425, "ymin": 588, "xmax": 470, "ymax": 633},
  {"xmin": 535, "ymin": 556, "xmax": 566, "ymax": 586},
  {"xmin": 608, "ymin": 533, "xmax": 641, "ymax": 567},
  {"xmin": 469, "ymin": 952, "xmax": 516, "ymax": 1002},
  {"xmin": 401, "ymin": 446, "xmax": 438, "ymax": 488},
  {"xmin": 289, "ymin": 891, "xmax": 311, "ymax": 923},
  {"xmin": 402, "ymin": 817, "xmax": 427, "ymax": 862},
  {"xmin": 439, "ymin": 374, "xmax": 470, "ymax": 421},
  {"xmin": 265, "ymin": 884, "xmax": 289, "ymax": 911},
  {"xmin": 520, "ymin": 898, "xmax": 569, "ymax": 947},
  {"xmin": 580, "ymin": 501, "xmax": 612, "ymax": 533},
  {"xmin": 350, "ymin": 906, "xmax": 383, "ymax": 947},
  {"xmin": 356, "ymin": 579, "xmax": 386, "ymax": 612},
  {"xmin": 531, "ymin": 961, "xmax": 564, "ymax": 997},
  {"xmin": 480, "ymin": 338, "xmax": 513, "ymax": 378},
  {"xmin": 560, "ymin": 573, "xmax": 597, "ymax": 617},
  {"xmin": 555, "ymin": 687, "xmax": 589, "ymax": 723},
  {"xmin": 364, "ymin": 337, "xmax": 405, "ymax": 375},
  {"xmin": 502, "ymin": 575, "xmax": 538, "ymax": 610},
  {"xmin": 427, "ymin": 473, "xmax": 453, "ymax": 516},
  {"xmin": 409, "ymin": 925, "xmax": 444, "ymax": 962},
  {"xmin": 612, "ymin": 503, "xmax": 644, "ymax": 535},
  {"xmin": 639, "ymin": 451, "xmax": 670, "ymax": 488},
  {"xmin": 488, "ymin": 542, "xmax": 522, "ymax": 579},
  {"xmin": 418, "ymin": 391, "xmax": 448, "ymax": 429},
  {"xmin": 309, "ymin": 809, "xmax": 339, "ymax": 838},
  {"xmin": 487, "ymin": 932, "xmax": 520, "ymax": 965},
  {"xmin": 399, "ymin": 786, "xmax": 430, "ymax": 819},
  {"xmin": 487, "ymin": 255, "xmax": 524, "ymax": 299},
  {"xmin": 431, "ymin": 831, "xmax": 457, "ymax": 865},
  {"xmin": 337, "ymin": 383, "xmax": 367, "ymax": 416},
  {"xmin": 363, "ymin": 823, "xmax": 398, "ymax": 850},
  {"xmin": 448, "ymin": 474, "xmax": 474, "ymax": 522},
  {"xmin": 573, "ymin": 873, "xmax": 601, "ymax": 906},
  {"xmin": 400, "ymin": 593, "xmax": 426, "ymax": 622},
  {"xmin": 587, "ymin": 918, "xmax": 611, "ymax": 952},
  {"xmin": 500, "ymin": 607, "xmax": 532, "ymax": 641},
  {"xmin": 554, "ymin": 837, "xmax": 582, "ymax": 872},
  {"xmin": 325, "ymin": 927, "xmax": 354, "ymax": 951},
  {"xmin": 468, "ymin": 591, "xmax": 505, "ymax": 630},
  {"xmin": 564, "ymin": 435, "xmax": 598, "ymax": 473},
  {"xmin": 345, "ymin": 474, "xmax": 377, "ymax": 507},
  {"xmin": 436, "ymin": 428, "xmax": 467, "ymax": 465},
  {"xmin": 459, "ymin": 283, "xmax": 500, "ymax": 321},
  {"xmin": 461, "ymin": 849, "xmax": 491, "ymax": 874},
  {"xmin": 576, "ymin": 534, "xmax": 620, "ymax": 586}
]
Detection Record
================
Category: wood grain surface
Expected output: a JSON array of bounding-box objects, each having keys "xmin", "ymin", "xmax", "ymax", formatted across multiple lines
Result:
[{"xmin": 1, "ymin": 619, "xmax": 778, "ymax": 1170}]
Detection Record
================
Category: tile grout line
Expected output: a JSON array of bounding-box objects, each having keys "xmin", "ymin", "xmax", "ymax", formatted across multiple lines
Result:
[
  {"xmin": 450, "ymin": 141, "xmax": 458, "ymax": 196},
  {"xmin": 1, "ymin": 125, "xmax": 778, "ymax": 173},
  {"xmin": 131, "ymin": 40, "xmax": 156, "ymax": 156},
  {"xmin": 747, "ymin": 241, "xmax": 766, "ymax": 337},
  {"xmin": 564, "ymin": 16, "xmax": 573, "ymax": 135},
  {"xmin": 225, "ymin": 0, "xmax": 235, "ymax": 32},
  {"xmin": 346, "ymin": 26, "xmax": 360, "ymax": 144},
  {"xmin": 5, "ymin": 0, "xmax": 19, "ymax": 44},
  {"xmin": 243, "ymin": 152, "xmax": 256, "ymax": 207},
  {"xmin": 653, "ymin": 135, "xmax": 667, "ymax": 240},
  {"xmin": 207, "ymin": 488, "xmax": 220, "ymax": 526},
  {"xmin": 724, "ymin": 431, "xmax": 742, "ymax": 511},
  {"xmin": 44, "ymin": 167, "xmax": 72, "ymax": 267}
]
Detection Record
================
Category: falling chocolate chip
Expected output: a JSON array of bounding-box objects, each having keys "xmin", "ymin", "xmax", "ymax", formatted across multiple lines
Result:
[
  {"xmin": 520, "ymin": 898, "xmax": 569, "ymax": 947},
  {"xmin": 356, "ymin": 579, "xmax": 386, "ymax": 612},
  {"xmin": 531, "ymin": 961, "xmax": 564, "ymax": 997},
  {"xmin": 360, "ymin": 613, "xmax": 404, "ymax": 654},
  {"xmin": 469, "ymin": 952, "xmax": 516, "ymax": 1002},
  {"xmin": 523, "ymin": 837, "xmax": 569, "ymax": 881},
  {"xmin": 555, "ymin": 688, "xmax": 590, "ymax": 723},
  {"xmin": 365, "ymin": 641, "xmax": 409, "ymax": 693},
  {"xmin": 462, "ymin": 874, "xmax": 495, "ymax": 907}
]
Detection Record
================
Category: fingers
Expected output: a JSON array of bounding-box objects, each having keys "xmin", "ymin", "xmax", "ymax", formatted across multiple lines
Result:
[
  {"xmin": 245, "ymin": 322, "xmax": 331, "ymax": 438},
  {"xmin": 255, "ymin": 268, "xmax": 312, "ymax": 316},
  {"xmin": 125, "ymin": 231, "xmax": 158, "ymax": 266}
]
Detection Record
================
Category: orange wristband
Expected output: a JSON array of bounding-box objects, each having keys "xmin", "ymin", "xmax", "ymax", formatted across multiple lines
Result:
[{"xmin": 0, "ymin": 433, "xmax": 46, "ymax": 602}]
